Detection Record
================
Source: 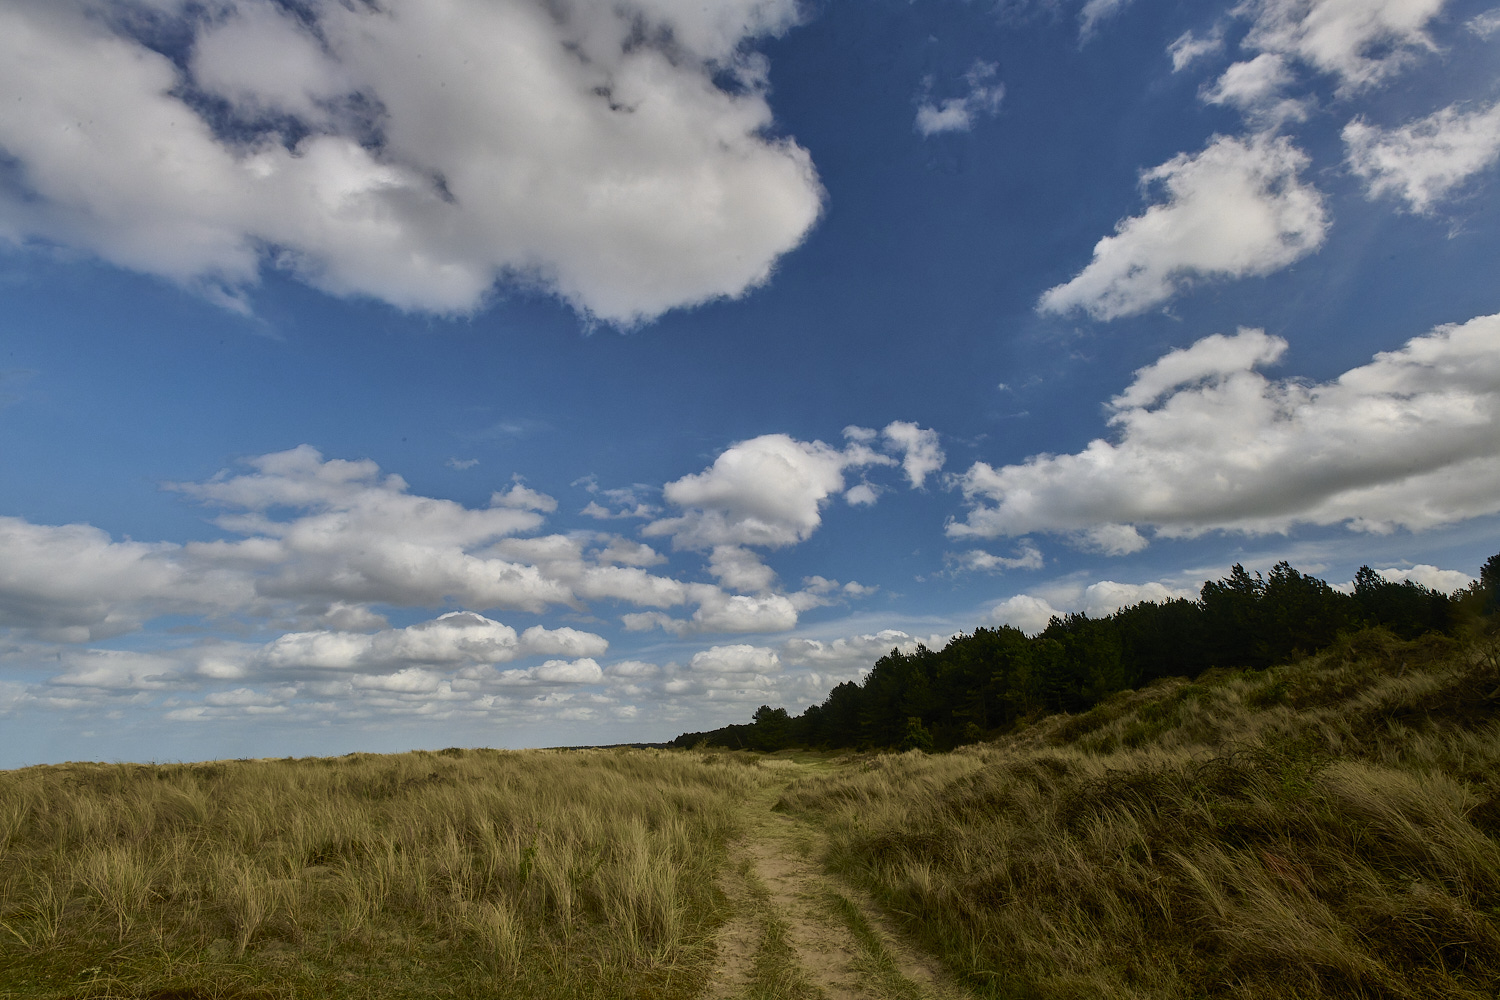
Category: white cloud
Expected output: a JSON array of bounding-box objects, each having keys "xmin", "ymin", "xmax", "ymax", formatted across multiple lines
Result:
[
  {"xmin": 986, "ymin": 594, "xmax": 1061, "ymax": 635},
  {"xmin": 1079, "ymin": 0, "xmax": 1135, "ymax": 39},
  {"xmin": 1080, "ymin": 524, "xmax": 1150, "ymax": 555},
  {"xmin": 708, "ymin": 545, "xmax": 779, "ymax": 593},
  {"xmin": 497, "ymin": 658, "xmax": 604, "ymax": 685},
  {"xmin": 48, "ymin": 649, "xmax": 184, "ymax": 691},
  {"xmin": 447, "ymin": 458, "xmax": 480, "ymax": 471},
  {"xmin": 881, "ymin": 421, "xmax": 946, "ymax": 488},
  {"xmin": 987, "ymin": 578, "xmax": 1197, "ymax": 635},
  {"xmin": 1344, "ymin": 101, "xmax": 1500, "ymax": 213},
  {"xmin": 190, "ymin": 1, "xmax": 350, "ymax": 122},
  {"xmin": 689, "ymin": 590, "xmax": 801, "ymax": 634},
  {"xmin": 1113, "ymin": 328, "xmax": 1288, "ymax": 409},
  {"xmin": 174, "ymin": 445, "xmax": 569, "ymax": 613},
  {"xmin": 949, "ymin": 543, "xmax": 1045, "ymax": 573},
  {"xmin": 591, "ymin": 538, "xmax": 667, "ymax": 568},
  {"xmin": 780, "ymin": 629, "xmax": 952, "ymax": 671},
  {"xmin": 488, "ymin": 533, "xmax": 688, "ymax": 609},
  {"xmin": 915, "ymin": 61, "xmax": 1004, "ymax": 137},
  {"xmin": 1370, "ymin": 564, "xmax": 1476, "ymax": 592},
  {"xmin": 1202, "ymin": 54, "xmax": 1310, "ymax": 124},
  {"xmin": 952, "ymin": 313, "xmax": 1500, "ymax": 545},
  {"xmin": 204, "ymin": 687, "xmax": 293, "ymax": 708},
  {"xmin": 607, "ymin": 659, "xmax": 661, "ymax": 679},
  {"xmin": 1038, "ymin": 133, "xmax": 1327, "ymax": 320},
  {"xmin": 689, "ymin": 644, "xmax": 781, "ymax": 675},
  {"xmin": 0, "ymin": 680, "xmax": 31, "ymax": 716},
  {"xmin": 1470, "ymin": 8, "xmax": 1500, "ymax": 37},
  {"xmin": 0, "ymin": 446, "xmax": 771, "ymax": 658},
  {"xmin": 1076, "ymin": 579, "xmax": 1200, "ymax": 614},
  {"xmin": 581, "ymin": 500, "xmax": 659, "ymax": 520},
  {"xmin": 645, "ymin": 433, "xmax": 894, "ymax": 550},
  {"xmin": 254, "ymin": 611, "xmax": 607, "ymax": 673},
  {"xmin": 491, "ymin": 483, "xmax": 558, "ymax": 513},
  {"xmin": 0, "ymin": 516, "xmax": 254, "ymax": 642},
  {"xmin": 0, "ymin": 0, "xmax": 821, "ymax": 324},
  {"xmin": 1237, "ymin": 0, "xmax": 1448, "ymax": 94},
  {"xmin": 1169, "ymin": 28, "xmax": 1225, "ymax": 71}
]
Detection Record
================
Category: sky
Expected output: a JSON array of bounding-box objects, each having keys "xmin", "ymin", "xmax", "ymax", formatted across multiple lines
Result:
[{"xmin": 1, "ymin": 0, "xmax": 1498, "ymax": 767}]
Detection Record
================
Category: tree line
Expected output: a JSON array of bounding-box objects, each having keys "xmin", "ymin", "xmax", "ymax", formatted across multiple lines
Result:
[{"xmin": 671, "ymin": 555, "xmax": 1500, "ymax": 753}]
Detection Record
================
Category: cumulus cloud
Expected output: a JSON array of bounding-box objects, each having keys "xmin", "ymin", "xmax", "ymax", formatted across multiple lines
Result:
[
  {"xmin": 645, "ymin": 433, "xmax": 894, "ymax": 550},
  {"xmin": 253, "ymin": 611, "xmax": 606, "ymax": 674},
  {"xmin": 48, "ymin": 649, "xmax": 185, "ymax": 691},
  {"xmin": 689, "ymin": 590, "xmax": 802, "ymax": 634},
  {"xmin": 987, "ymin": 594, "xmax": 1062, "ymax": 636},
  {"xmin": 3, "ymin": 445, "xmax": 821, "ymax": 658},
  {"xmin": 709, "ymin": 545, "xmax": 780, "ymax": 593},
  {"xmin": 952, "ymin": 313, "xmax": 1500, "ymax": 546},
  {"xmin": 0, "ymin": 517, "xmax": 255, "ymax": 642},
  {"xmin": 1202, "ymin": 53, "xmax": 1310, "ymax": 125},
  {"xmin": 1038, "ymin": 133, "xmax": 1327, "ymax": 320},
  {"xmin": 1344, "ymin": 101, "xmax": 1500, "ymax": 213},
  {"xmin": 0, "ymin": 0, "xmax": 822, "ymax": 324},
  {"xmin": 492, "ymin": 483, "xmax": 558, "ymax": 513},
  {"xmin": 496, "ymin": 658, "xmax": 604, "ymax": 685},
  {"xmin": 173, "ymin": 445, "xmax": 570, "ymax": 612},
  {"xmin": 1237, "ymin": 0, "xmax": 1447, "ymax": 94},
  {"xmin": 915, "ymin": 62, "xmax": 1004, "ymax": 137},
  {"xmin": 689, "ymin": 644, "xmax": 781, "ymax": 675},
  {"xmin": 780, "ymin": 629, "xmax": 954, "ymax": 671},
  {"xmin": 988, "ymin": 579, "xmax": 1198, "ymax": 635},
  {"xmin": 1080, "ymin": 524, "xmax": 1150, "ymax": 555},
  {"xmin": 881, "ymin": 422, "xmax": 945, "ymax": 488},
  {"xmin": 948, "ymin": 544, "xmax": 1045, "ymax": 573},
  {"xmin": 1074, "ymin": 579, "xmax": 1201, "ymax": 613},
  {"xmin": 1365, "ymin": 565, "xmax": 1476, "ymax": 592},
  {"xmin": 1112, "ymin": 329, "xmax": 1289, "ymax": 408}
]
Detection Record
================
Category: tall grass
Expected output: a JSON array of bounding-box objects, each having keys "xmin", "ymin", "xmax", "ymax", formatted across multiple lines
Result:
[
  {"xmin": 778, "ymin": 629, "xmax": 1500, "ymax": 999},
  {"xmin": 0, "ymin": 747, "xmax": 764, "ymax": 999}
]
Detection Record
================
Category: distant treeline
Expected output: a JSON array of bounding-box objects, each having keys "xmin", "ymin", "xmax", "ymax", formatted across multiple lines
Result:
[{"xmin": 671, "ymin": 556, "xmax": 1500, "ymax": 753}]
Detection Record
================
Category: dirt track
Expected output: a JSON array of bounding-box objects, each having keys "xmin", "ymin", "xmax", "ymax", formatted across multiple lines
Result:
[{"xmin": 704, "ymin": 761, "xmax": 976, "ymax": 1000}]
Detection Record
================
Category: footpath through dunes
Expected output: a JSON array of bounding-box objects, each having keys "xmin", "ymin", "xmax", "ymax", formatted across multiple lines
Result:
[{"xmin": 705, "ymin": 757, "xmax": 978, "ymax": 1000}]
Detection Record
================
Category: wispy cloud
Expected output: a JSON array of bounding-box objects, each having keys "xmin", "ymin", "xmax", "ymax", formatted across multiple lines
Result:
[{"xmin": 915, "ymin": 62, "xmax": 1005, "ymax": 137}]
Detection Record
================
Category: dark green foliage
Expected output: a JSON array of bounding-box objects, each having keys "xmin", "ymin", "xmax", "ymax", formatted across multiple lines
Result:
[{"xmin": 674, "ymin": 552, "xmax": 1496, "ymax": 753}]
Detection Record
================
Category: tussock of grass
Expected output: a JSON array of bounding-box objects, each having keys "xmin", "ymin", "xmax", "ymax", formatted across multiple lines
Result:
[
  {"xmin": 0, "ymin": 748, "xmax": 766, "ymax": 999},
  {"xmin": 778, "ymin": 630, "xmax": 1500, "ymax": 999}
]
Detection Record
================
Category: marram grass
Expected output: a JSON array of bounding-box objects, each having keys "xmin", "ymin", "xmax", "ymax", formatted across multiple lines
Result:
[
  {"xmin": 775, "ymin": 629, "xmax": 1500, "ymax": 1000},
  {"xmin": 0, "ymin": 747, "xmax": 764, "ymax": 1000}
]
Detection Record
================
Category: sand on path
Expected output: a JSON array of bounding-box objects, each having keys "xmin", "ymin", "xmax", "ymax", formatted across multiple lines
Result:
[{"xmin": 703, "ymin": 760, "xmax": 977, "ymax": 1000}]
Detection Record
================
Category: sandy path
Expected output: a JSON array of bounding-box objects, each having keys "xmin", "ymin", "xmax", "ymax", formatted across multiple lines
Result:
[{"xmin": 704, "ymin": 762, "xmax": 975, "ymax": 1000}]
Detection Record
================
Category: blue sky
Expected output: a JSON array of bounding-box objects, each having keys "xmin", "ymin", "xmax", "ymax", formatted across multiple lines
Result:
[{"xmin": 2, "ymin": 0, "xmax": 1499, "ymax": 767}]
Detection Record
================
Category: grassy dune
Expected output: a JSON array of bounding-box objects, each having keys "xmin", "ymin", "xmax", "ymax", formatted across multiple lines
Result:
[
  {"xmin": 0, "ymin": 748, "xmax": 763, "ymax": 999},
  {"xmin": 777, "ymin": 629, "xmax": 1500, "ymax": 999}
]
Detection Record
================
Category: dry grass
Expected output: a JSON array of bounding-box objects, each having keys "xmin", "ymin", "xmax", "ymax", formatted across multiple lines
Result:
[
  {"xmin": 0, "ymin": 747, "xmax": 768, "ymax": 999},
  {"xmin": 777, "ymin": 630, "xmax": 1500, "ymax": 999}
]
